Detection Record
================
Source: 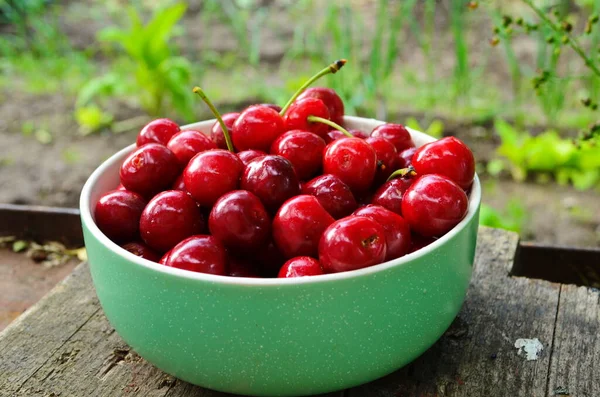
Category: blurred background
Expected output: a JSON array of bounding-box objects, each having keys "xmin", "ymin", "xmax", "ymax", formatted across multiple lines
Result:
[{"xmin": 0, "ymin": 0, "xmax": 598, "ymax": 247}]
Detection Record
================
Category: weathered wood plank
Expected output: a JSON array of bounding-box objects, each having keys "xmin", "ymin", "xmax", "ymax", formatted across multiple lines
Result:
[
  {"xmin": 546, "ymin": 285, "xmax": 600, "ymax": 397},
  {"xmin": 347, "ymin": 227, "xmax": 561, "ymax": 397}
]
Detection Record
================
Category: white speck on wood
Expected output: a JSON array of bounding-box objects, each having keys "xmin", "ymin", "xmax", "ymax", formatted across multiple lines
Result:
[{"xmin": 515, "ymin": 338, "xmax": 544, "ymax": 361}]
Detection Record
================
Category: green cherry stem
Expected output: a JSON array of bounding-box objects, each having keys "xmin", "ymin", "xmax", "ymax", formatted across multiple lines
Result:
[
  {"xmin": 386, "ymin": 166, "xmax": 417, "ymax": 182},
  {"xmin": 279, "ymin": 59, "xmax": 347, "ymax": 116},
  {"xmin": 192, "ymin": 87, "xmax": 235, "ymax": 152},
  {"xmin": 306, "ymin": 115, "xmax": 353, "ymax": 137}
]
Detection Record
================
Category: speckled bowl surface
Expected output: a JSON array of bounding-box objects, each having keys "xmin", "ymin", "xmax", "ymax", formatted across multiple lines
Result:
[{"xmin": 80, "ymin": 116, "xmax": 481, "ymax": 397}]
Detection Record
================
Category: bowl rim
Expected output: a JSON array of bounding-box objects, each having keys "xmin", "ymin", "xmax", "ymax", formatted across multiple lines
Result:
[{"xmin": 80, "ymin": 115, "xmax": 481, "ymax": 286}]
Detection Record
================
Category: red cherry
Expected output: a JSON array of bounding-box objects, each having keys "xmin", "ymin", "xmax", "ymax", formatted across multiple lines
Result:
[
  {"xmin": 273, "ymin": 195, "xmax": 335, "ymax": 259},
  {"xmin": 232, "ymin": 105, "xmax": 284, "ymax": 152},
  {"xmin": 353, "ymin": 205, "xmax": 411, "ymax": 261},
  {"xmin": 410, "ymin": 233, "xmax": 437, "ymax": 253},
  {"xmin": 278, "ymin": 257, "xmax": 324, "ymax": 278},
  {"xmin": 116, "ymin": 183, "xmax": 126, "ymax": 190},
  {"xmin": 227, "ymin": 257, "xmax": 260, "ymax": 277},
  {"xmin": 139, "ymin": 190, "xmax": 205, "ymax": 253},
  {"xmin": 283, "ymin": 98, "xmax": 331, "ymax": 139},
  {"xmin": 397, "ymin": 147, "xmax": 417, "ymax": 169},
  {"xmin": 411, "ymin": 137, "xmax": 475, "ymax": 190},
  {"xmin": 94, "ymin": 189, "xmax": 146, "ymax": 243},
  {"xmin": 319, "ymin": 216, "xmax": 387, "ymax": 273},
  {"xmin": 296, "ymin": 87, "xmax": 344, "ymax": 126},
  {"xmin": 165, "ymin": 235, "xmax": 227, "ymax": 275},
  {"xmin": 259, "ymin": 103, "xmax": 282, "ymax": 112},
  {"xmin": 237, "ymin": 149, "xmax": 267, "ymax": 166},
  {"xmin": 211, "ymin": 112, "xmax": 239, "ymax": 150},
  {"xmin": 371, "ymin": 123, "xmax": 415, "ymax": 153},
  {"xmin": 270, "ymin": 130, "xmax": 326, "ymax": 180},
  {"xmin": 136, "ymin": 118, "xmax": 180, "ymax": 147},
  {"xmin": 208, "ymin": 190, "xmax": 271, "ymax": 251},
  {"xmin": 302, "ymin": 174, "xmax": 357, "ymax": 219},
  {"xmin": 326, "ymin": 129, "xmax": 368, "ymax": 143},
  {"xmin": 184, "ymin": 149, "xmax": 244, "ymax": 207},
  {"xmin": 172, "ymin": 173, "xmax": 186, "ymax": 191},
  {"xmin": 240, "ymin": 155, "xmax": 300, "ymax": 212},
  {"xmin": 401, "ymin": 174, "xmax": 468, "ymax": 237},
  {"xmin": 371, "ymin": 177, "xmax": 415, "ymax": 215},
  {"xmin": 323, "ymin": 137, "xmax": 377, "ymax": 194},
  {"xmin": 120, "ymin": 143, "xmax": 180, "ymax": 198},
  {"xmin": 255, "ymin": 240, "xmax": 287, "ymax": 277},
  {"xmin": 167, "ymin": 130, "xmax": 216, "ymax": 167},
  {"xmin": 365, "ymin": 136, "xmax": 399, "ymax": 185},
  {"xmin": 159, "ymin": 251, "xmax": 170, "ymax": 265},
  {"xmin": 121, "ymin": 242, "xmax": 160, "ymax": 262}
]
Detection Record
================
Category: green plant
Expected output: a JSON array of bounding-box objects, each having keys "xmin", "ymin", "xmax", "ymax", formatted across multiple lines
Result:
[
  {"xmin": 405, "ymin": 117, "xmax": 444, "ymax": 138},
  {"xmin": 76, "ymin": 3, "xmax": 194, "ymax": 130},
  {"xmin": 479, "ymin": 200, "xmax": 526, "ymax": 234}
]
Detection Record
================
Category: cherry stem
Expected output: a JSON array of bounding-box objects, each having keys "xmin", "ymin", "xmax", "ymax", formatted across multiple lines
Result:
[
  {"xmin": 279, "ymin": 59, "xmax": 347, "ymax": 116},
  {"xmin": 387, "ymin": 166, "xmax": 417, "ymax": 182},
  {"xmin": 306, "ymin": 115, "xmax": 353, "ymax": 137},
  {"xmin": 192, "ymin": 87, "xmax": 235, "ymax": 152}
]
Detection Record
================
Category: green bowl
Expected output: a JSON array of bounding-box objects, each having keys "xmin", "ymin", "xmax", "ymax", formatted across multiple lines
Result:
[{"xmin": 80, "ymin": 116, "xmax": 481, "ymax": 397}]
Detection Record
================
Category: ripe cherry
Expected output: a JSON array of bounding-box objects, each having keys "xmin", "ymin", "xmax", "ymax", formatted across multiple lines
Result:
[
  {"xmin": 210, "ymin": 112, "xmax": 240, "ymax": 150},
  {"xmin": 232, "ymin": 105, "xmax": 284, "ymax": 152},
  {"xmin": 136, "ymin": 118, "xmax": 180, "ymax": 147},
  {"xmin": 371, "ymin": 123, "xmax": 415, "ymax": 153},
  {"xmin": 165, "ymin": 235, "xmax": 227, "ymax": 275},
  {"xmin": 371, "ymin": 176, "xmax": 415, "ymax": 215},
  {"xmin": 208, "ymin": 190, "xmax": 271, "ymax": 251},
  {"xmin": 184, "ymin": 150, "xmax": 244, "ymax": 207},
  {"xmin": 353, "ymin": 205, "xmax": 411, "ymax": 261},
  {"xmin": 319, "ymin": 216, "xmax": 387, "ymax": 273},
  {"xmin": 139, "ymin": 190, "xmax": 205, "ymax": 253},
  {"xmin": 297, "ymin": 87, "xmax": 345, "ymax": 126},
  {"xmin": 401, "ymin": 174, "xmax": 468, "ymax": 237},
  {"xmin": 237, "ymin": 149, "xmax": 267, "ymax": 166},
  {"xmin": 120, "ymin": 143, "xmax": 180, "ymax": 198},
  {"xmin": 326, "ymin": 129, "xmax": 368, "ymax": 143},
  {"xmin": 121, "ymin": 242, "xmax": 160, "ymax": 262},
  {"xmin": 278, "ymin": 257, "xmax": 324, "ymax": 278},
  {"xmin": 411, "ymin": 136, "xmax": 475, "ymax": 190},
  {"xmin": 282, "ymin": 97, "xmax": 331, "ymax": 138},
  {"xmin": 270, "ymin": 130, "xmax": 326, "ymax": 180},
  {"xmin": 397, "ymin": 147, "xmax": 417, "ymax": 169},
  {"xmin": 410, "ymin": 233, "xmax": 437, "ymax": 253},
  {"xmin": 302, "ymin": 174, "xmax": 357, "ymax": 219},
  {"xmin": 172, "ymin": 173, "xmax": 186, "ymax": 191},
  {"xmin": 273, "ymin": 195, "xmax": 335, "ymax": 259},
  {"xmin": 227, "ymin": 257, "xmax": 259, "ymax": 278},
  {"xmin": 365, "ymin": 136, "xmax": 399, "ymax": 185},
  {"xmin": 167, "ymin": 129, "xmax": 216, "ymax": 167},
  {"xmin": 241, "ymin": 155, "xmax": 300, "ymax": 212},
  {"xmin": 94, "ymin": 189, "xmax": 146, "ymax": 243},
  {"xmin": 255, "ymin": 240, "xmax": 287, "ymax": 277},
  {"xmin": 323, "ymin": 137, "xmax": 377, "ymax": 194},
  {"xmin": 159, "ymin": 251, "xmax": 170, "ymax": 265},
  {"xmin": 259, "ymin": 103, "xmax": 282, "ymax": 112}
]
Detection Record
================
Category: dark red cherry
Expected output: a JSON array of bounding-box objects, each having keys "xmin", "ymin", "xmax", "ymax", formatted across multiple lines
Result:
[
  {"xmin": 278, "ymin": 257, "xmax": 324, "ymax": 278},
  {"xmin": 165, "ymin": 235, "xmax": 227, "ymax": 275},
  {"xmin": 322, "ymin": 137, "xmax": 377, "ymax": 194},
  {"xmin": 159, "ymin": 250, "xmax": 170, "ymax": 265},
  {"xmin": 208, "ymin": 190, "xmax": 271, "ymax": 251},
  {"xmin": 210, "ymin": 112, "xmax": 240, "ymax": 150},
  {"xmin": 172, "ymin": 173, "xmax": 186, "ymax": 191},
  {"xmin": 255, "ymin": 240, "xmax": 287, "ymax": 277},
  {"xmin": 371, "ymin": 123, "xmax": 415, "ymax": 153},
  {"xmin": 139, "ymin": 190, "xmax": 205, "ymax": 253},
  {"xmin": 296, "ymin": 87, "xmax": 344, "ymax": 126},
  {"xmin": 397, "ymin": 147, "xmax": 417, "ymax": 169},
  {"xmin": 273, "ymin": 195, "xmax": 335, "ymax": 259},
  {"xmin": 366, "ymin": 136, "xmax": 399, "ymax": 185},
  {"xmin": 241, "ymin": 155, "xmax": 300, "ymax": 212},
  {"xmin": 302, "ymin": 174, "xmax": 357, "ymax": 219},
  {"xmin": 120, "ymin": 143, "xmax": 180, "ymax": 198},
  {"xmin": 353, "ymin": 205, "xmax": 411, "ymax": 261},
  {"xmin": 326, "ymin": 129, "xmax": 368, "ymax": 143},
  {"xmin": 228, "ymin": 257, "xmax": 259, "ymax": 278},
  {"xmin": 319, "ymin": 216, "xmax": 387, "ymax": 273},
  {"xmin": 410, "ymin": 233, "xmax": 437, "ymax": 253},
  {"xmin": 136, "ymin": 118, "xmax": 180, "ymax": 146},
  {"xmin": 121, "ymin": 242, "xmax": 160, "ymax": 262},
  {"xmin": 237, "ymin": 149, "xmax": 267, "ymax": 166},
  {"xmin": 184, "ymin": 149, "xmax": 244, "ymax": 207},
  {"xmin": 94, "ymin": 189, "xmax": 146, "ymax": 243},
  {"xmin": 270, "ymin": 130, "xmax": 326, "ymax": 180},
  {"xmin": 283, "ymin": 97, "xmax": 331, "ymax": 139},
  {"xmin": 232, "ymin": 105, "xmax": 284, "ymax": 152},
  {"xmin": 371, "ymin": 177, "xmax": 415, "ymax": 215},
  {"xmin": 167, "ymin": 129, "xmax": 217, "ymax": 167},
  {"xmin": 411, "ymin": 137, "xmax": 475, "ymax": 190},
  {"xmin": 401, "ymin": 174, "xmax": 468, "ymax": 237}
]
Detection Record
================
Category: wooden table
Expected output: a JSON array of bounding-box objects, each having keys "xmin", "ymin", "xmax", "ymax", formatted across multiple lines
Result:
[{"xmin": 1, "ymin": 227, "xmax": 598, "ymax": 397}]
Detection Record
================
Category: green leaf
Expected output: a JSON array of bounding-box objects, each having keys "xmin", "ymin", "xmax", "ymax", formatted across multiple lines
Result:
[
  {"xmin": 12, "ymin": 240, "xmax": 28, "ymax": 253},
  {"xmin": 75, "ymin": 105, "xmax": 114, "ymax": 135},
  {"xmin": 75, "ymin": 73, "xmax": 120, "ymax": 107},
  {"xmin": 426, "ymin": 120, "xmax": 444, "ymax": 138},
  {"xmin": 486, "ymin": 159, "xmax": 505, "ymax": 176},
  {"xmin": 405, "ymin": 117, "xmax": 422, "ymax": 132}
]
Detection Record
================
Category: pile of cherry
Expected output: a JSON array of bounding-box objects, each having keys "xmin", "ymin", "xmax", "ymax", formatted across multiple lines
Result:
[{"xmin": 94, "ymin": 61, "xmax": 474, "ymax": 278}]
